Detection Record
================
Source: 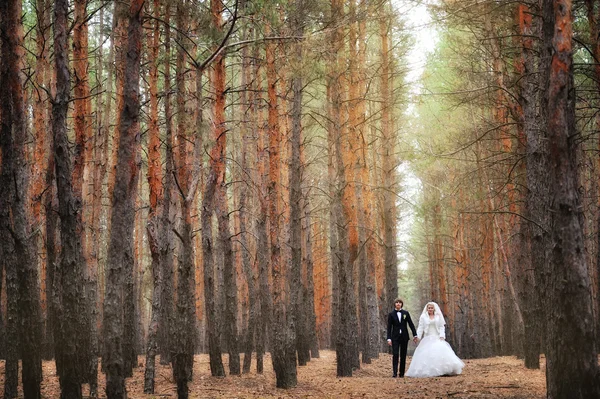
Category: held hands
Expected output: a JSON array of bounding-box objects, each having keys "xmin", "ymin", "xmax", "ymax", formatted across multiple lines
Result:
[{"xmin": 413, "ymin": 337, "xmax": 419, "ymax": 344}]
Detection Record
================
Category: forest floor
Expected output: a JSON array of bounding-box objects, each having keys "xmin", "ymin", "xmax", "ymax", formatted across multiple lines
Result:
[{"xmin": 0, "ymin": 350, "xmax": 546, "ymax": 398}]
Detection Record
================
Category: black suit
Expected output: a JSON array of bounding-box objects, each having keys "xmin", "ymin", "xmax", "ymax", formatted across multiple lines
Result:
[{"xmin": 387, "ymin": 309, "xmax": 417, "ymax": 377}]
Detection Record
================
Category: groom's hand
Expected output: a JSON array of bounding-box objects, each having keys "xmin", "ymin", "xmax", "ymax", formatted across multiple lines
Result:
[
  {"xmin": 413, "ymin": 337, "xmax": 418, "ymax": 344},
  {"xmin": 387, "ymin": 339, "xmax": 392, "ymax": 346}
]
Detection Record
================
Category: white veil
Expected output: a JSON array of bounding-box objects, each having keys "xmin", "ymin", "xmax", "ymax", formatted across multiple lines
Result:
[{"xmin": 420, "ymin": 301, "xmax": 446, "ymax": 326}]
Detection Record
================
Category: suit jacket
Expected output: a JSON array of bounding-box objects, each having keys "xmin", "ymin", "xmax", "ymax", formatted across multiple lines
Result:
[{"xmin": 387, "ymin": 309, "xmax": 417, "ymax": 342}]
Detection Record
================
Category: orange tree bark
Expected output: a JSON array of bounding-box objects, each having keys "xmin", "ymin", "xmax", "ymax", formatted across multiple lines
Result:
[
  {"xmin": 144, "ymin": 0, "xmax": 165, "ymax": 392},
  {"xmin": 302, "ymin": 195, "xmax": 320, "ymax": 358},
  {"xmin": 73, "ymin": 0, "xmax": 99, "ymax": 392},
  {"xmin": 102, "ymin": 0, "xmax": 143, "ymax": 397},
  {"xmin": 541, "ymin": 0, "xmax": 600, "ymax": 397},
  {"xmin": 201, "ymin": 0, "xmax": 227, "ymax": 378},
  {"xmin": 312, "ymin": 221, "xmax": 331, "ymax": 348},
  {"xmin": 95, "ymin": 3, "xmax": 111, "ymax": 328},
  {"xmin": 330, "ymin": 0, "xmax": 360, "ymax": 376},
  {"xmin": 327, "ymin": 82, "xmax": 340, "ymax": 351},
  {"xmin": 266, "ymin": 20, "xmax": 298, "ymax": 388},
  {"xmin": 106, "ymin": 0, "xmax": 128, "ymax": 204},
  {"xmin": 31, "ymin": 0, "xmax": 52, "ymax": 361},
  {"xmin": 351, "ymin": 0, "xmax": 378, "ymax": 362},
  {"xmin": 208, "ymin": 2, "xmax": 239, "ymax": 372},
  {"xmin": 357, "ymin": 5, "xmax": 380, "ymax": 357}
]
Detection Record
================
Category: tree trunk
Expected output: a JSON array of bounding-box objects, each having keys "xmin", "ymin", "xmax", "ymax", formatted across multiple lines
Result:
[
  {"xmin": 200, "ymin": 0, "xmax": 228, "ymax": 378},
  {"xmin": 159, "ymin": 2, "xmax": 175, "ymax": 366},
  {"xmin": 330, "ymin": 0, "xmax": 360, "ymax": 376},
  {"xmin": 254, "ymin": 42, "xmax": 271, "ymax": 373},
  {"xmin": 102, "ymin": 0, "xmax": 143, "ymax": 396},
  {"xmin": 0, "ymin": 4, "xmax": 19, "ymax": 396},
  {"xmin": 52, "ymin": 0, "xmax": 95, "ymax": 396},
  {"xmin": 289, "ymin": 0, "xmax": 308, "ymax": 367},
  {"xmin": 1, "ymin": 1, "xmax": 44, "ymax": 397},
  {"xmin": 302, "ymin": 200, "xmax": 320, "ymax": 358},
  {"xmin": 266, "ymin": 22, "xmax": 297, "ymax": 388},
  {"xmin": 584, "ymin": 0, "xmax": 600, "ymax": 353},
  {"xmin": 217, "ymin": 183, "xmax": 240, "ymax": 375},
  {"xmin": 144, "ymin": 0, "xmax": 165, "ymax": 391},
  {"xmin": 379, "ymin": 11, "xmax": 398, "ymax": 312},
  {"xmin": 515, "ymin": 2, "xmax": 541, "ymax": 369},
  {"xmin": 0, "ymin": 101, "xmax": 19, "ymax": 399},
  {"xmin": 239, "ymin": 4, "xmax": 257, "ymax": 373},
  {"xmin": 171, "ymin": 3, "xmax": 200, "ymax": 395},
  {"xmin": 327, "ymin": 85, "xmax": 340, "ymax": 352},
  {"xmin": 31, "ymin": 0, "xmax": 51, "ymax": 361},
  {"xmin": 542, "ymin": 0, "xmax": 600, "ymax": 397},
  {"xmin": 173, "ymin": 189, "xmax": 199, "ymax": 397}
]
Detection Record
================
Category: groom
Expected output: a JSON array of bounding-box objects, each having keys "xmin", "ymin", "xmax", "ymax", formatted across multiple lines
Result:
[{"xmin": 387, "ymin": 298, "xmax": 417, "ymax": 378}]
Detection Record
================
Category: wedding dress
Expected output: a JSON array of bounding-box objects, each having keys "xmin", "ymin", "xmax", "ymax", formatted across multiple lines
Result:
[{"xmin": 405, "ymin": 302, "xmax": 464, "ymax": 378}]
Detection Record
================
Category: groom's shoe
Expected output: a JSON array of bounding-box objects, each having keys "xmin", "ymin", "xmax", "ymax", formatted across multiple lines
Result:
[{"xmin": 392, "ymin": 374, "xmax": 397, "ymax": 378}]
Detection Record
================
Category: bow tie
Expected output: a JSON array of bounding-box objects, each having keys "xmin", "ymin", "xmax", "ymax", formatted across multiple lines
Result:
[{"xmin": 396, "ymin": 310, "xmax": 402, "ymax": 313}]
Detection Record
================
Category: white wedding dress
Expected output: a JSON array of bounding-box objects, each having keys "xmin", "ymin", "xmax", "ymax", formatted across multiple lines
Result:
[{"xmin": 406, "ymin": 303, "xmax": 464, "ymax": 378}]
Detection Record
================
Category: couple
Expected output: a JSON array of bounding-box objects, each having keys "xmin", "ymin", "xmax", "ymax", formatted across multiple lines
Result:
[{"xmin": 386, "ymin": 299, "xmax": 464, "ymax": 378}]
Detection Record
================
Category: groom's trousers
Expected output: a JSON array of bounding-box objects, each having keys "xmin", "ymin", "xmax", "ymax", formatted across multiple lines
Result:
[{"xmin": 392, "ymin": 339, "xmax": 409, "ymax": 377}]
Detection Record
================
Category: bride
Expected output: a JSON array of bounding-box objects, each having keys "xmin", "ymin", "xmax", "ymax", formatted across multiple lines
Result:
[{"xmin": 406, "ymin": 301, "xmax": 464, "ymax": 378}]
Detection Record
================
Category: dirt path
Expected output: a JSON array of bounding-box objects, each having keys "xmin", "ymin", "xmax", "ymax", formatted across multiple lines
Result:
[{"xmin": 0, "ymin": 350, "xmax": 546, "ymax": 398}]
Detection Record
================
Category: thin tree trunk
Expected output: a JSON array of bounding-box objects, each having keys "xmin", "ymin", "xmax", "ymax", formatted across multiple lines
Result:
[
  {"xmin": 31, "ymin": 0, "xmax": 51, "ymax": 360},
  {"xmin": 144, "ymin": 0, "xmax": 164, "ymax": 391},
  {"xmin": 302, "ymin": 200, "xmax": 320, "ymax": 358},
  {"xmin": 201, "ymin": 0, "xmax": 227, "ymax": 378},
  {"xmin": 254, "ymin": 40, "xmax": 271, "ymax": 373},
  {"xmin": 239, "ymin": 3, "xmax": 257, "ymax": 373},
  {"xmin": 217, "ymin": 183, "xmax": 240, "ymax": 375},
  {"xmin": 172, "ymin": 2, "xmax": 199, "ymax": 394},
  {"xmin": 516, "ymin": 2, "xmax": 541, "ymax": 369},
  {"xmin": 327, "ymin": 86, "xmax": 340, "ymax": 352},
  {"xmin": 266, "ymin": 22, "xmax": 297, "ymax": 388},
  {"xmin": 379, "ymin": 11, "xmax": 398, "ymax": 312},
  {"xmin": 102, "ymin": 0, "xmax": 144, "ymax": 396},
  {"xmin": 289, "ymin": 0, "xmax": 308, "ymax": 367},
  {"xmin": 159, "ymin": 1, "xmax": 175, "ymax": 365},
  {"xmin": 73, "ymin": 0, "xmax": 99, "ymax": 393}
]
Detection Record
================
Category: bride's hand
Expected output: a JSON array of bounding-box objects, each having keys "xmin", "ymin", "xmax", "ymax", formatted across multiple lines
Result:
[{"xmin": 440, "ymin": 337, "xmax": 445, "ymax": 341}]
